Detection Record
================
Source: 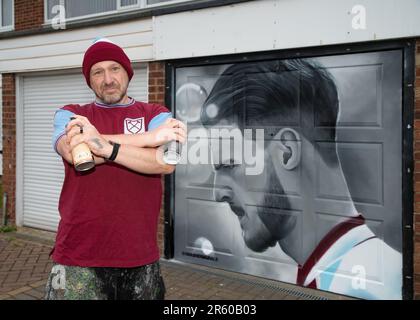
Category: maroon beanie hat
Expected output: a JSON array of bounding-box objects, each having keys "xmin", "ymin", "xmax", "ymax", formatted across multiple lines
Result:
[{"xmin": 82, "ymin": 38, "xmax": 134, "ymax": 88}]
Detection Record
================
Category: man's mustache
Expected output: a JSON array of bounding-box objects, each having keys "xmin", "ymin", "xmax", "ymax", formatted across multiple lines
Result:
[{"xmin": 102, "ymin": 83, "xmax": 120, "ymax": 90}]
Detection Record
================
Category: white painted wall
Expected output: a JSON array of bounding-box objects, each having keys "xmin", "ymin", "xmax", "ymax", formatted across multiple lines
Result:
[
  {"xmin": 154, "ymin": 0, "xmax": 420, "ymax": 60},
  {"xmin": 0, "ymin": 18, "xmax": 154, "ymax": 73}
]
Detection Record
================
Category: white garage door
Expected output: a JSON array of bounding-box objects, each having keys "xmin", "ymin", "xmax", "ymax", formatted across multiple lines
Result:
[{"xmin": 19, "ymin": 65, "xmax": 148, "ymax": 231}]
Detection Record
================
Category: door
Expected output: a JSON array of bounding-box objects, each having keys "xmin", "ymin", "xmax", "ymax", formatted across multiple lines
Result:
[{"xmin": 173, "ymin": 50, "xmax": 403, "ymax": 300}]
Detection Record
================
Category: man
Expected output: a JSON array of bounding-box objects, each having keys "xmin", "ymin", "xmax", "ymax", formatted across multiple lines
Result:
[
  {"xmin": 200, "ymin": 59, "xmax": 402, "ymax": 299},
  {"xmin": 45, "ymin": 38, "xmax": 185, "ymax": 300}
]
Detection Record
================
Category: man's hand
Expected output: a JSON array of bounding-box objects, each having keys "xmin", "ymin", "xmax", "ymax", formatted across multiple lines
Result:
[
  {"xmin": 66, "ymin": 115, "xmax": 113, "ymax": 159},
  {"xmin": 145, "ymin": 118, "xmax": 187, "ymax": 147}
]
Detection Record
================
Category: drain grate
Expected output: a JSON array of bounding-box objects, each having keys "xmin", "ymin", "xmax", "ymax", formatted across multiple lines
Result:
[{"xmin": 161, "ymin": 260, "xmax": 331, "ymax": 300}]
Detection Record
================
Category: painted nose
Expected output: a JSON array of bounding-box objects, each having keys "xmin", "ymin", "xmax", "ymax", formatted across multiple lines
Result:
[{"xmin": 213, "ymin": 186, "xmax": 234, "ymax": 203}]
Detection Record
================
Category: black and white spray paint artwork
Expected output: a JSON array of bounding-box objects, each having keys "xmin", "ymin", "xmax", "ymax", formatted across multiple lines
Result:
[{"xmin": 173, "ymin": 50, "xmax": 403, "ymax": 300}]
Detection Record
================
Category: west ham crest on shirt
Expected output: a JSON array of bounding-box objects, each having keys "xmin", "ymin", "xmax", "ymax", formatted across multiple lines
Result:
[{"xmin": 124, "ymin": 117, "xmax": 145, "ymax": 134}]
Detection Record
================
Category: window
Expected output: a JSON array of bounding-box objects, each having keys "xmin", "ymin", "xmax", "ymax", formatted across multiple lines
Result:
[
  {"xmin": 0, "ymin": 0, "xmax": 14, "ymax": 31},
  {"xmin": 45, "ymin": 0, "xmax": 195, "ymax": 22}
]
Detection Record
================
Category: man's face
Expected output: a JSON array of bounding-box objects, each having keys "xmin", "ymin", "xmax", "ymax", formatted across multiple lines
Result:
[
  {"xmin": 211, "ymin": 132, "xmax": 289, "ymax": 252},
  {"xmin": 89, "ymin": 61, "xmax": 129, "ymax": 104}
]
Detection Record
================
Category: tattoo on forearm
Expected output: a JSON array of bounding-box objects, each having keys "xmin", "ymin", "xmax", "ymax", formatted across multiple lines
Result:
[{"xmin": 91, "ymin": 138, "xmax": 104, "ymax": 149}]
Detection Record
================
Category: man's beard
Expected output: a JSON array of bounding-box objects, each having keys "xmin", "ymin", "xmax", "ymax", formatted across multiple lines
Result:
[
  {"xmin": 242, "ymin": 195, "xmax": 294, "ymax": 253},
  {"xmin": 258, "ymin": 171, "xmax": 295, "ymax": 237},
  {"xmin": 242, "ymin": 211, "xmax": 277, "ymax": 252},
  {"xmin": 97, "ymin": 83, "xmax": 126, "ymax": 104},
  {"xmin": 242, "ymin": 167, "xmax": 295, "ymax": 252}
]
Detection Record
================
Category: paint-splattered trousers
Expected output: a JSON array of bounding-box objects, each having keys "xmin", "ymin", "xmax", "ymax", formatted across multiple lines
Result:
[{"xmin": 44, "ymin": 261, "xmax": 165, "ymax": 300}]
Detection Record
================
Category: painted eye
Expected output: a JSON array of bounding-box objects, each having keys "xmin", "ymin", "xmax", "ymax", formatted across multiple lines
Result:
[
  {"xmin": 226, "ymin": 159, "xmax": 238, "ymax": 168},
  {"xmin": 215, "ymin": 159, "xmax": 238, "ymax": 170}
]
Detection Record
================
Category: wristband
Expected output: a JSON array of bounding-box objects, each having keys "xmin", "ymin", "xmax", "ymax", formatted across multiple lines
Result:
[{"xmin": 107, "ymin": 141, "xmax": 121, "ymax": 162}]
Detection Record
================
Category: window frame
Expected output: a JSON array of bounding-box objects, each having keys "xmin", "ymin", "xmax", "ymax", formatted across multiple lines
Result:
[
  {"xmin": 117, "ymin": 0, "xmax": 141, "ymax": 11},
  {"xmin": 43, "ymin": 0, "xmax": 195, "ymax": 24},
  {"xmin": 143, "ymin": 0, "xmax": 195, "ymax": 9},
  {"xmin": 0, "ymin": 0, "xmax": 15, "ymax": 33}
]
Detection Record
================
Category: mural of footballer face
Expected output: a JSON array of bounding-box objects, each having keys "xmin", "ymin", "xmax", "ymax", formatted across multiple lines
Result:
[
  {"xmin": 209, "ymin": 125, "xmax": 299, "ymax": 253},
  {"xmin": 201, "ymin": 59, "xmax": 346, "ymax": 264},
  {"xmin": 196, "ymin": 53, "xmax": 403, "ymax": 300}
]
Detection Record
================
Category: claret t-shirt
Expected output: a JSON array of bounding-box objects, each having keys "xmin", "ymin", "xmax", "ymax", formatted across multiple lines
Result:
[{"xmin": 50, "ymin": 98, "xmax": 171, "ymax": 267}]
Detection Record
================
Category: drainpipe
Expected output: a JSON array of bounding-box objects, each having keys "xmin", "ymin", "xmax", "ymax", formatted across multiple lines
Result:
[{"xmin": 2, "ymin": 192, "xmax": 7, "ymax": 226}]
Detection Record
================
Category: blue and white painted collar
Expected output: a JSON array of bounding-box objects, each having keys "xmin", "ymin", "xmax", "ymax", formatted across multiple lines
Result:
[
  {"xmin": 94, "ymin": 97, "xmax": 135, "ymax": 108},
  {"xmin": 303, "ymin": 223, "xmax": 376, "ymax": 287}
]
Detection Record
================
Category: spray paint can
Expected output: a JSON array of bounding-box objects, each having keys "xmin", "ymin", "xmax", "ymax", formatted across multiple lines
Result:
[
  {"xmin": 72, "ymin": 143, "xmax": 95, "ymax": 171},
  {"xmin": 69, "ymin": 117, "xmax": 95, "ymax": 171},
  {"xmin": 163, "ymin": 140, "xmax": 182, "ymax": 165}
]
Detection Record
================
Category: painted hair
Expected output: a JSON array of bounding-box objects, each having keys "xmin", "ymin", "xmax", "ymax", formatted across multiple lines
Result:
[{"xmin": 201, "ymin": 59, "xmax": 339, "ymax": 142}]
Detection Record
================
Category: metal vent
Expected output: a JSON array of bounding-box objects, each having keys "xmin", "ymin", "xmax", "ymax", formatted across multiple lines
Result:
[{"xmin": 162, "ymin": 260, "xmax": 340, "ymax": 300}]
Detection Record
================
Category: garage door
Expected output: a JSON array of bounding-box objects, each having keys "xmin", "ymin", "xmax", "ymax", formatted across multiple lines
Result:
[
  {"xmin": 19, "ymin": 65, "xmax": 148, "ymax": 231},
  {"xmin": 173, "ymin": 50, "xmax": 403, "ymax": 299},
  {"xmin": 0, "ymin": 75, "xmax": 3, "ymax": 175}
]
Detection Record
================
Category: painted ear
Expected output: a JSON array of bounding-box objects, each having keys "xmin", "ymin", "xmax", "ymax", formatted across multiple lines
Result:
[{"xmin": 277, "ymin": 128, "xmax": 301, "ymax": 170}]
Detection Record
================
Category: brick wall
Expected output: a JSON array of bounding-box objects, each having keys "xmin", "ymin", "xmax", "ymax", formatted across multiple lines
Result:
[
  {"xmin": 15, "ymin": 0, "xmax": 44, "ymax": 32},
  {"xmin": 148, "ymin": 62, "xmax": 166, "ymax": 257},
  {"xmin": 415, "ymin": 40, "xmax": 420, "ymax": 300},
  {"xmin": 1, "ymin": 74, "xmax": 16, "ymax": 226},
  {"xmin": 148, "ymin": 62, "xmax": 166, "ymax": 105}
]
